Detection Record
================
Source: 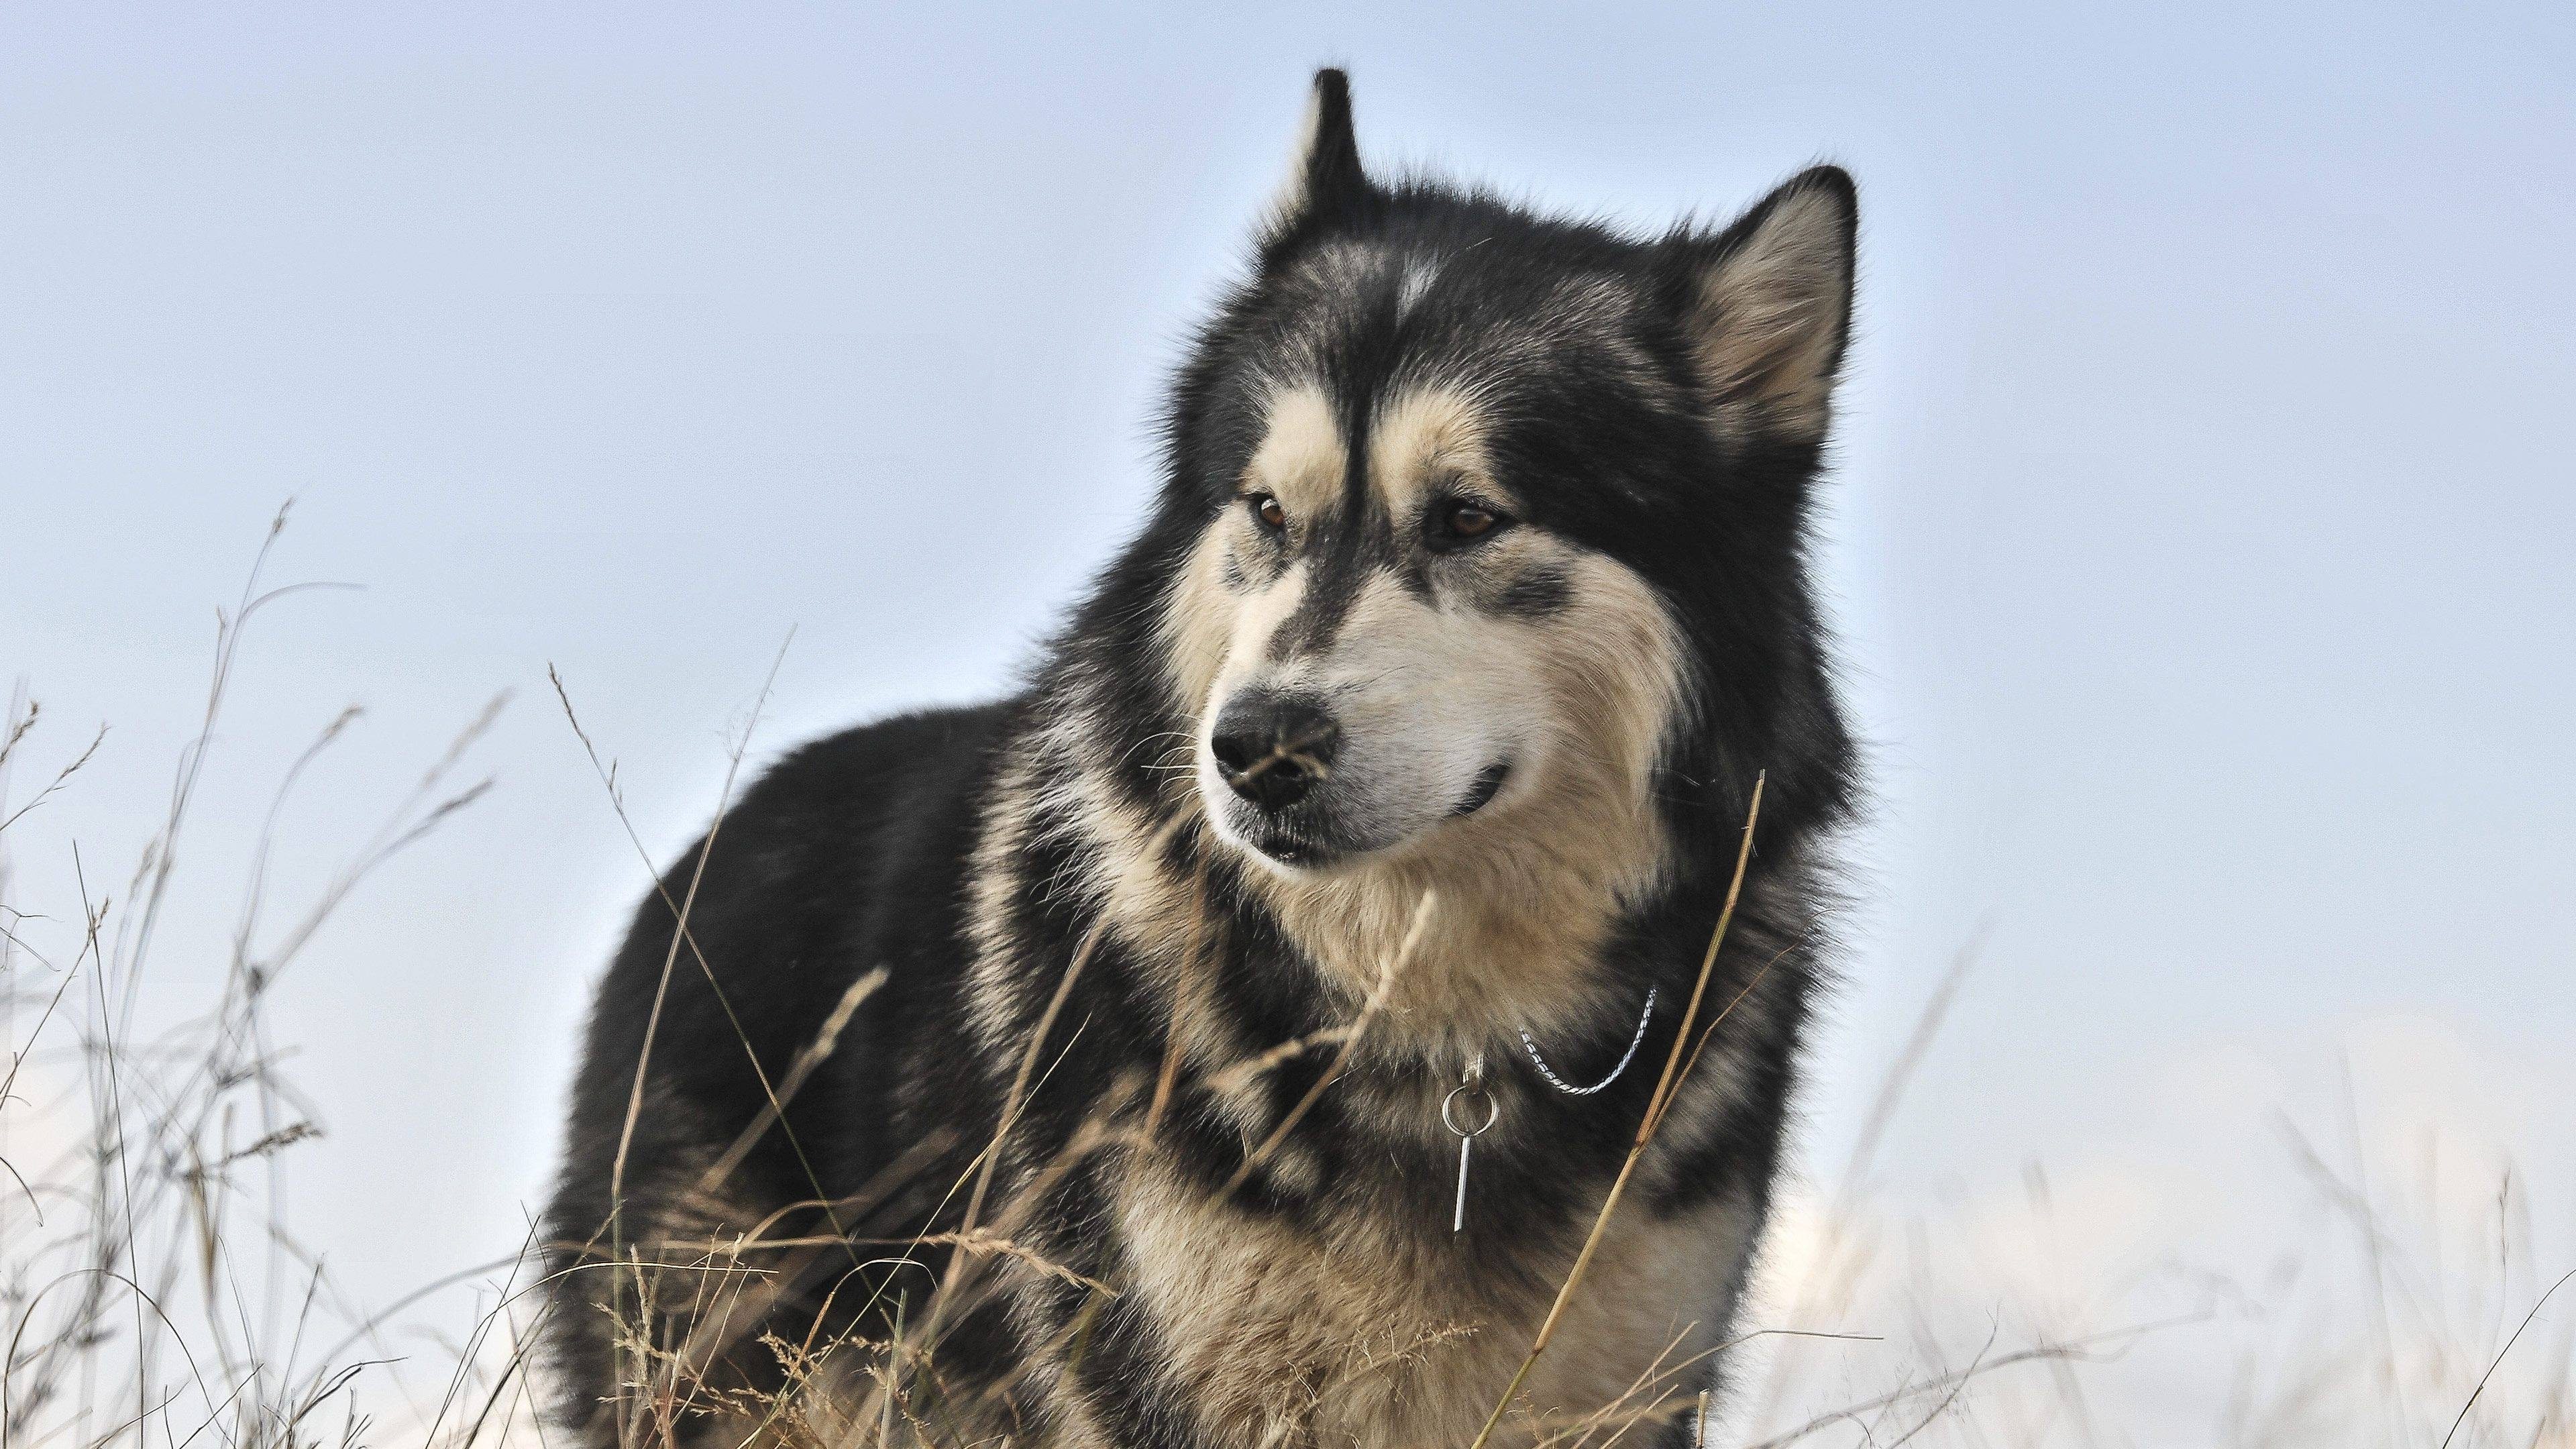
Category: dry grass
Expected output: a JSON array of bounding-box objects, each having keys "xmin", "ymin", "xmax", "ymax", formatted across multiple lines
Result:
[{"xmin": 4, "ymin": 514, "xmax": 2570, "ymax": 1448}]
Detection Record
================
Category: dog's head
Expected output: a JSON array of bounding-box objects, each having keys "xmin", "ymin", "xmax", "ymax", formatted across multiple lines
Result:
[{"xmin": 1159, "ymin": 71, "xmax": 1857, "ymax": 880}]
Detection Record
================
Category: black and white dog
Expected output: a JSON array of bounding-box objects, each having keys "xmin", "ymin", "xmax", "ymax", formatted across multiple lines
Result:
[{"xmin": 545, "ymin": 68, "xmax": 1859, "ymax": 1449}]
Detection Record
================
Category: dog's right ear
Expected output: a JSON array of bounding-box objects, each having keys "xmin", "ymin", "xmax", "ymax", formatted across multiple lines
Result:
[{"xmin": 1263, "ymin": 69, "xmax": 1371, "ymax": 252}]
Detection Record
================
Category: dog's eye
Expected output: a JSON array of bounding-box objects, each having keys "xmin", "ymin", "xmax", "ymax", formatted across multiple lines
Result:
[
  {"xmin": 1427, "ymin": 498, "xmax": 1509, "ymax": 550},
  {"xmin": 1249, "ymin": 494, "xmax": 1288, "ymax": 533}
]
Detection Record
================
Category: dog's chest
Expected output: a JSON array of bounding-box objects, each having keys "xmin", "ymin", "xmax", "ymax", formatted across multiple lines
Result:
[{"xmin": 1102, "ymin": 1144, "xmax": 1751, "ymax": 1449}]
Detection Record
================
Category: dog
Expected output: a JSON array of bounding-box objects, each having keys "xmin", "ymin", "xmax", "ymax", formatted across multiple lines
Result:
[{"xmin": 543, "ymin": 68, "xmax": 1859, "ymax": 1449}]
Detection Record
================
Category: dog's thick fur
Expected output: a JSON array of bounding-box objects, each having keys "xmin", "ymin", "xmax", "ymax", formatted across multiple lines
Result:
[{"xmin": 544, "ymin": 70, "xmax": 1859, "ymax": 1449}]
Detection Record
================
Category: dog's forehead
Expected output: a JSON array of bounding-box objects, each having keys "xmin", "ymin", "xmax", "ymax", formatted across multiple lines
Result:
[{"xmin": 1238, "ymin": 239, "xmax": 1667, "ymax": 515}]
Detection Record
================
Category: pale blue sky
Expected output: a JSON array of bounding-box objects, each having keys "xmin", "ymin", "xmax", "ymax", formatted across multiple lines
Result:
[{"xmin": 4, "ymin": 0, "xmax": 2571, "ymax": 1381}]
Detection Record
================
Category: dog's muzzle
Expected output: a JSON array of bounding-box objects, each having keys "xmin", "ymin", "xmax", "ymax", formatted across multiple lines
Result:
[{"xmin": 1209, "ymin": 692, "xmax": 1340, "ymax": 814}]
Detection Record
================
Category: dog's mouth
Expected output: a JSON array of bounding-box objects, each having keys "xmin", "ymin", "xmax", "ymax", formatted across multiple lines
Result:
[
  {"xmin": 1452, "ymin": 761, "xmax": 1510, "ymax": 818},
  {"xmin": 1226, "ymin": 761, "xmax": 1510, "ymax": 871},
  {"xmin": 1234, "ymin": 818, "xmax": 1352, "ymax": 872},
  {"xmin": 1256, "ymin": 835, "xmax": 1338, "ymax": 869}
]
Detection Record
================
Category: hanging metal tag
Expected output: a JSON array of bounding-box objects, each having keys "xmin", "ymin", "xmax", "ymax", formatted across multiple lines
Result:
[{"xmin": 1441, "ymin": 1076, "xmax": 1497, "ymax": 1234}]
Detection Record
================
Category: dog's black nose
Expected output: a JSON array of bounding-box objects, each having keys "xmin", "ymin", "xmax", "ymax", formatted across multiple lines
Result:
[{"xmin": 1210, "ymin": 694, "xmax": 1340, "ymax": 813}]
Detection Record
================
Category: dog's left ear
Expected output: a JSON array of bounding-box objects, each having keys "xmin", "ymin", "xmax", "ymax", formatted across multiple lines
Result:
[
  {"xmin": 1264, "ymin": 69, "xmax": 1371, "ymax": 248},
  {"xmin": 1678, "ymin": 166, "xmax": 1858, "ymax": 449}
]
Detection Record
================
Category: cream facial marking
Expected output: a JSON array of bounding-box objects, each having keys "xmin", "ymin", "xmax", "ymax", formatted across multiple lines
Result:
[
  {"xmin": 1366, "ymin": 382, "xmax": 1511, "ymax": 523},
  {"xmin": 1394, "ymin": 256, "xmax": 1441, "ymax": 319},
  {"xmin": 1240, "ymin": 380, "xmax": 1345, "ymax": 526}
]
